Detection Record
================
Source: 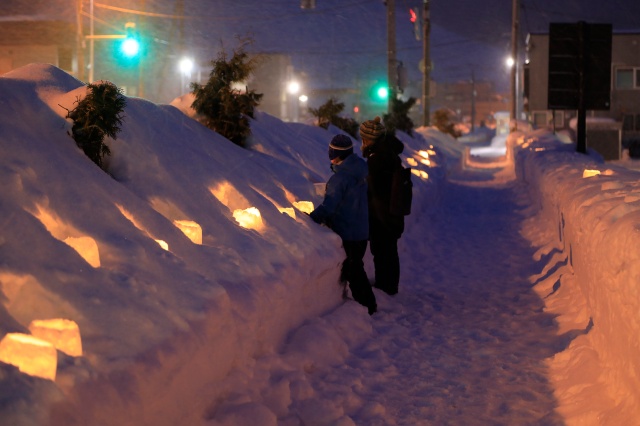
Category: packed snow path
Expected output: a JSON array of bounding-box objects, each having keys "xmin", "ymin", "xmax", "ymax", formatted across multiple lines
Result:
[
  {"xmin": 209, "ymin": 174, "xmax": 572, "ymax": 425},
  {"xmin": 336, "ymin": 180, "xmax": 566, "ymax": 425}
]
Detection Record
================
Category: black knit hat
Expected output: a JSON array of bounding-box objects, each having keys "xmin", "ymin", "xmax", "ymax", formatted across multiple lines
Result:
[
  {"xmin": 359, "ymin": 116, "xmax": 385, "ymax": 141},
  {"xmin": 328, "ymin": 134, "xmax": 353, "ymax": 160}
]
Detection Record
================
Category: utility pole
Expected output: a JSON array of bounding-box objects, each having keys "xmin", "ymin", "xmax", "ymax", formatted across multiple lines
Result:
[
  {"xmin": 422, "ymin": 0, "xmax": 431, "ymax": 126},
  {"xmin": 510, "ymin": 0, "xmax": 519, "ymax": 130},
  {"xmin": 138, "ymin": 0, "xmax": 146, "ymax": 98},
  {"xmin": 76, "ymin": 0, "xmax": 85, "ymax": 81},
  {"xmin": 387, "ymin": 0, "xmax": 396, "ymax": 113},
  {"xmin": 471, "ymin": 67, "xmax": 476, "ymax": 132},
  {"xmin": 576, "ymin": 21, "xmax": 587, "ymax": 154},
  {"xmin": 89, "ymin": 0, "xmax": 94, "ymax": 82}
]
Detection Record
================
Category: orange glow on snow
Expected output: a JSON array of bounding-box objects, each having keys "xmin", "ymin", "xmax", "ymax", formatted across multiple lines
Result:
[
  {"xmin": 116, "ymin": 204, "xmax": 170, "ymax": 251},
  {"xmin": 210, "ymin": 181, "xmax": 250, "ymax": 211},
  {"xmin": 278, "ymin": 207, "xmax": 296, "ymax": 219},
  {"xmin": 63, "ymin": 236, "xmax": 100, "ymax": 268},
  {"xmin": 173, "ymin": 220, "xmax": 202, "ymax": 245}
]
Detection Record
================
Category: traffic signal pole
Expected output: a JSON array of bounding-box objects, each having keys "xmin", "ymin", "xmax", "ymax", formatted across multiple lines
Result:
[
  {"xmin": 138, "ymin": 0, "xmax": 146, "ymax": 98},
  {"xmin": 387, "ymin": 0, "xmax": 396, "ymax": 113},
  {"xmin": 89, "ymin": 0, "xmax": 95, "ymax": 82},
  {"xmin": 576, "ymin": 21, "xmax": 587, "ymax": 154},
  {"xmin": 510, "ymin": 0, "xmax": 519, "ymax": 130},
  {"xmin": 76, "ymin": 0, "xmax": 85, "ymax": 81},
  {"xmin": 422, "ymin": 0, "xmax": 431, "ymax": 126}
]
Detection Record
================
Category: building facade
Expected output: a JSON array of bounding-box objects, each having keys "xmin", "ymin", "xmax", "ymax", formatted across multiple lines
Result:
[
  {"xmin": 525, "ymin": 31, "xmax": 640, "ymax": 144},
  {"xmin": 430, "ymin": 80, "xmax": 510, "ymax": 130},
  {"xmin": 0, "ymin": 21, "xmax": 78, "ymax": 77}
]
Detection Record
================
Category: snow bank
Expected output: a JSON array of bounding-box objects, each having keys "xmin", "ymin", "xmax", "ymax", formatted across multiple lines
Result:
[
  {"xmin": 515, "ymin": 133, "xmax": 640, "ymax": 423},
  {"xmin": 0, "ymin": 64, "xmax": 346, "ymax": 425},
  {"xmin": 0, "ymin": 64, "xmax": 439, "ymax": 426}
]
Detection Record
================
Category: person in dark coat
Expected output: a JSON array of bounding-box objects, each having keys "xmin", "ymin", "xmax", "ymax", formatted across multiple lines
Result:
[
  {"xmin": 310, "ymin": 134, "xmax": 377, "ymax": 315},
  {"xmin": 360, "ymin": 117, "xmax": 405, "ymax": 295}
]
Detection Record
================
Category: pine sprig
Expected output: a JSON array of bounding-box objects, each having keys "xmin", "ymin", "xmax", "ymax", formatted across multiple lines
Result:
[
  {"xmin": 191, "ymin": 42, "xmax": 263, "ymax": 147},
  {"xmin": 309, "ymin": 97, "xmax": 359, "ymax": 139},
  {"xmin": 64, "ymin": 81, "xmax": 127, "ymax": 170}
]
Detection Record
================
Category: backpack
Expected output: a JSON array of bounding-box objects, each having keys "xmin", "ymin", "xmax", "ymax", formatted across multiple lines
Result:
[{"xmin": 390, "ymin": 166, "xmax": 413, "ymax": 216}]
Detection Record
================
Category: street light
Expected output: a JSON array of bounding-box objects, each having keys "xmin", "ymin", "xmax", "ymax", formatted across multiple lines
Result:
[
  {"xmin": 178, "ymin": 57, "xmax": 194, "ymax": 93},
  {"xmin": 179, "ymin": 57, "xmax": 194, "ymax": 76},
  {"xmin": 505, "ymin": 55, "xmax": 518, "ymax": 128},
  {"xmin": 287, "ymin": 81, "xmax": 300, "ymax": 95}
]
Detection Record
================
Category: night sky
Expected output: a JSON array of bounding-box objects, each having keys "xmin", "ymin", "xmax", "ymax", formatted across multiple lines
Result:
[{"xmin": 3, "ymin": 0, "xmax": 639, "ymax": 101}]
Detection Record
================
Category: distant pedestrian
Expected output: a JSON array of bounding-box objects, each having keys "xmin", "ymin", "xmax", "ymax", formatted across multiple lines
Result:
[
  {"xmin": 310, "ymin": 134, "xmax": 377, "ymax": 315},
  {"xmin": 360, "ymin": 117, "xmax": 405, "ymax": 295}
]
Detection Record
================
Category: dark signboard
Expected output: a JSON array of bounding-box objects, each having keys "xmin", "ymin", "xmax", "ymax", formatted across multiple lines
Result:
[{"xmin": 548, "ymin": 22, "xmax": 612, "ymax": 110}]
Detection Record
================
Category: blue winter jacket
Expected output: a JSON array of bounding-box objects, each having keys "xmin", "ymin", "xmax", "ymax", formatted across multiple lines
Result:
[{"xmin": 310, "ymin": 153, "xmax": 369, "ymax": 241}]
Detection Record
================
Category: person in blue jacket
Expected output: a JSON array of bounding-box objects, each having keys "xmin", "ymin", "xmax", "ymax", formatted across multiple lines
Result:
[{"xmin": 310, "ymin": 134, "xmax": 377, "ymax": 315}]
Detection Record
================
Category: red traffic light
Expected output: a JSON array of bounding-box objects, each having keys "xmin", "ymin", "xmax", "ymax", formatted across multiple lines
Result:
[{"xmin": 409, "ymin": 8, "xmax": 417, "ymax": 23}]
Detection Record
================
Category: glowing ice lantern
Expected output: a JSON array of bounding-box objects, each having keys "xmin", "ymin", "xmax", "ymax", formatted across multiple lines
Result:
[
  {"xmin": 278, "ymin": 207, "xmax": 296, "ymax": 219},
  {"xmin": 292, "ymin": 201, "xmax": 314, "ymax": 214},
  {"xmin": 63, "ymin": 236, "xmax": 100, "ymax": 268},
  {"xmin": 173, "ymin": 220, "xmax": 202, "ymax": 245},
  {"xmin": 0, "ymin": 333, "xmax": 57, "ymax": 381},
  {"xmin": 233, "ymin": 207, "xmax": 263, "ymax": 230},
  {"xmin": 583, "ymin": 169, "xmax": 601, "ymax": 178},
  {"xmin": 411, "ymin": 169, "xmax": 429, "ymax": 179},
  {"xmin": 155, "ymin": 239, "xmax": 169, "ymax": 251},
  {"xmin": 28, "ymin": 319, "xmax": 82, "ymax": 357}
]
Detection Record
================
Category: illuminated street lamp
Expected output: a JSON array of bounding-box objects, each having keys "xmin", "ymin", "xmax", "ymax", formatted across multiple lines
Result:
[
  {"xmin": 505, "ymin": 55, "xmax": 519, "ymax": 128},
  {"xmin": 299, "ymin": 94, "xmax": 308, "ymax": 103},
  {"xmin": 284, "ymin": 79, "xmax": 303, "ymax": 122},
  {"xmin": 179, "ymin": 57, "xmax": 194, "ymax": 76},
  {"xmin": 178, "ymin": 57, "xmax": 194, "ymax": 93},
  {"xmin": 287, "ymin": 80, "xmax": 301, "ymax": 95}
]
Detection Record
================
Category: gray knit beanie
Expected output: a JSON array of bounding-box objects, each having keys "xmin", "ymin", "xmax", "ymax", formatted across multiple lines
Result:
[{"xmin": 359, "ymin": 116, "xmax": 385, "ymax": 141}]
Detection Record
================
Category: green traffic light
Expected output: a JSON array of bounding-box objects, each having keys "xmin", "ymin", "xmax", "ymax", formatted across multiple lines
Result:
[
  {"xmin": 377, "ymin": 86, "xmax": 389, "ymax": 100},
  {"xmin": 121, "ymin": 38, "xmax": 140, "ymax": 58},
  {"xmin": 120, "ymin": 22, "xmax": 141, "ymax": 59}
]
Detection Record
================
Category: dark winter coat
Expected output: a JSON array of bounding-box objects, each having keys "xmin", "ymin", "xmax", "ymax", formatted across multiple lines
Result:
[
  {"xmin": 310, "ymin": 153, "xmax": 369, "ymax": 241},
  {"xmin": 362, "ymin": 133, "xmax": 405, "ymax": 238}
]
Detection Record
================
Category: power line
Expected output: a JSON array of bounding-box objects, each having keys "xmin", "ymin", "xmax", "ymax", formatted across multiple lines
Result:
[
  {"xmin": 94, "ymin": 0, "xmax": 380, "ymax": 22},
  {"xmin": 94, "ymin": 3, "xmax": 187, "ymax": 19}
]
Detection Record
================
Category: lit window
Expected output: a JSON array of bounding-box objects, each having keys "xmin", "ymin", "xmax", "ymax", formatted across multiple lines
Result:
[
  {"xmin": 616, "ymin": 68, "xmax": 634, "ymax": 89},
  {"xmin": 554, "ymin": 111, "xmax": 565, "ymax": 128},
  {"xmin": 532, "ymin": 111, "xmax": 550, "ymax": 128}
]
